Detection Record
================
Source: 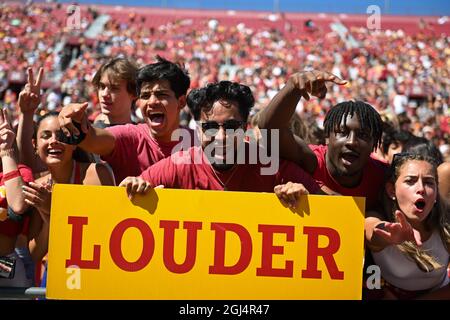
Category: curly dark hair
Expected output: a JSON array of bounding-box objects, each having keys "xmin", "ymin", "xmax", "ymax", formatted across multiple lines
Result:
[{"xmin": 202, "ymin": 81, "xmax": 255, "ymax": 122}]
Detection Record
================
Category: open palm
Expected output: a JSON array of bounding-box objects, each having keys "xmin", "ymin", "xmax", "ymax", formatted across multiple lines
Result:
[{"xmin": 373, "ymin": 210, "xmax": 422, "ymax": 246}]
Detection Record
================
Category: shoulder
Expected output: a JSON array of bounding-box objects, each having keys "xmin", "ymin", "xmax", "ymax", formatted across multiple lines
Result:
[
  {"xmin": 17, "ymin": 164, "xmax": 33, "ymax": 174},
  {"xmin": 308, "ymin": 144, "xmax": 326, "ymax": 157},
  {"xmin": 106, "ymin": 123, "xmax": 142, "ymax": 137},
  {"xmin": 17, "ymin": 164, "xmax": 34, "ymax": 183},
  {"xmin": 83, "ymin": 162, "xmax": 115, "ymax": 186},
  {"xmin": 438, "ymin": 162, "xmax": 450, "ymax": 176},
  {"xmin": 368, "ymin": 156, "xmax": 389, "ymax": 173}
]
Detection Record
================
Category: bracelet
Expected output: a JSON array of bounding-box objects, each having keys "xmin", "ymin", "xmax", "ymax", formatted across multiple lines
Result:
[
  {"xmin": 0, "ymin": 149, "xmax": 15, "ymax": 158},
  {"xmin": 7, "ymin": 206, "xmax": 23, "ymax": 222},
  {"xmin": 2, "ymin": 170, "xmax": 21, "ymax": 183}
]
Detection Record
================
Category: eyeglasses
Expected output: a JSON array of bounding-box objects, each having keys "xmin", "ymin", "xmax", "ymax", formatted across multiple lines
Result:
[{"xmin": 200, "ymin": 120, "xmax": 245, "ymax": 136}]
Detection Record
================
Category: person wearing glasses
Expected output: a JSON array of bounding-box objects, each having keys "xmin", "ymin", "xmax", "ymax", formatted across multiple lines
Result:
[
  {"xmin": 365, "ymin": 153, "xmax": 450, "ymax": 299},
  {"xmin": 257, "ymin": 71, "xmax": 388, "ymax": 210},
  {"xmin": 57, "ymin": 56, "xmax": 193, "ymax": 184},
  {"xmin": 119, "ymin": 81, "xmax": 320, "ymax": 196}
]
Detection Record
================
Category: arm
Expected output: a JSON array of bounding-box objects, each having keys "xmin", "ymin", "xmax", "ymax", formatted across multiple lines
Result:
[
  {"xmin": 58, "ymin": 102, "xmax": 116, "ymax": 156},
  {"xmin": 16, "ymin": 67, "xmax": 44, "ymax": 172},
  {"xmin": 28, "ymin": 209, "xmax": 49, "ymax": 263},
  {"xmin": 22, "ymin": 175, "xmax": 51, "ymax": 263},
  {"xmin": 437, "ymin": 162, "xmax": 450, "ymax": 204},
  {"xmin": 258, "ymin": 71, "xmax": 346, "ymax": 174},
  {"xmin": 0, "ymin": 109, "xmax": 29, "ymax": 214}
]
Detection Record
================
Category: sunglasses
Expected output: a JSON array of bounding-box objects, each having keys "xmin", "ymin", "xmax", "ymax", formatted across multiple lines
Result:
[
  {"xmin": 200, "ymin": 120, "xmax": 245, "ymax": 136},
  {"xmin": 391, "ymin": 152, "xmax": 414, "ymax": 167}
]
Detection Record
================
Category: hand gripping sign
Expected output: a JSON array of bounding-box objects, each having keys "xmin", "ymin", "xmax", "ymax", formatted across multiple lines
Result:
[{"xmin": 47, "ymin": 185, "xmax": 365, "ymax": 300}]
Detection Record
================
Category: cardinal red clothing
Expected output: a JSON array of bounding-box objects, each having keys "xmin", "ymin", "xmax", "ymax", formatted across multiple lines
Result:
[
  {"xmin": 102, "ymin": 124, "xmax": 194, "ymax": 184},
  {"xmin": 0, "ymin": 165, "xmax": 34, "ymax": 238},
  {"xmin": 309, "ymin": 144, "xmax": 387, "ymax": 210},
  {"xmin": 140, "ymin": 145, "xmax": 320, "ymax": 193}
]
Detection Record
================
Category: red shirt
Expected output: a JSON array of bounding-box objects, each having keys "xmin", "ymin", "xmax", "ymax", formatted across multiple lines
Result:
[
  {"xmin": 141, "ymin": 146, "xmax": 320, "ymax": 193},
  {"xmin": 309, "ymin": 144, "xmax": 388, "ymax": 210},
  {"xmin": 0, "ymin": 165, "xmax": 34, "ymax": 238},
  {"xmin": 103, "ymin": 124, "xmax": 194, "ymax": 184}
]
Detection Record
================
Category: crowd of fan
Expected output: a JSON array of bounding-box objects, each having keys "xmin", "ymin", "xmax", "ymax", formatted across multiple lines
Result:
[
  {"xmin": 1, "ymin": 2, "xmax": 449, "ymax": 160},
  {"xmin": 0, "ymin": 1, "xmax": 449, "ymax": 300}
]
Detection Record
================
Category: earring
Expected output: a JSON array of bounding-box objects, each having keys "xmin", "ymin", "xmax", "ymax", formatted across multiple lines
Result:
[{"xmin": 392, "ymin": 197, "xmax": 396, "ymax": 201}]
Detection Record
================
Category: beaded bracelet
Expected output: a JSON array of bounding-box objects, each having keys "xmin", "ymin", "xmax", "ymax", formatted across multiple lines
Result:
[{"xmin": 2, "ymin": 169, "xmax": 21, "ymax": 183}]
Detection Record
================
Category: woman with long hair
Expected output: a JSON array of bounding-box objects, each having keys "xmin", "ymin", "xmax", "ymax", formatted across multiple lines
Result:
[
  {"xmin": 365, "ymin": 153, "xmax": 450, "ymax": 299},
  {"xmin": 23, "ymin": 111, "xmax": 115, "ymax": 283}
]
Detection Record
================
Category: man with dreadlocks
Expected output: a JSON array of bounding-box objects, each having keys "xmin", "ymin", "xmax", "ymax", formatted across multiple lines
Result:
[{"xmin": 258, "ymin": 70, "xmax": 388, "ymax": 210}]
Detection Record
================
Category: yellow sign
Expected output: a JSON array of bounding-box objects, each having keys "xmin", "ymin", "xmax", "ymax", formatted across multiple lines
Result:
[{"xmin": 47, "ymin": 184, "xmax": 365, "ymax": 300}]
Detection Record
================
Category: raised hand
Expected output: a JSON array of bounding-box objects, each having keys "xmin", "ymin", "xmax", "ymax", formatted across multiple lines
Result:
[
  {"xmin": 290, "ymin": 70, "xmax": 347, "ymax": 101},
  {"xmin": 274, "ymin": 181, "xmax": 309, "ymax": 209},
  {"xmin": 373, "ymin": 210, "xmax": 422, "ymax": 246},
  {"xmin": 0, "ymin": 109, "xmax": 15, "ymax": 152},
  {"xmin": 58, "ymin": 102, "xmax": 90, "ymax": 138},
  {"xmin": 18, "ymin": 67, "xmax": 44, "ymax": 113}
]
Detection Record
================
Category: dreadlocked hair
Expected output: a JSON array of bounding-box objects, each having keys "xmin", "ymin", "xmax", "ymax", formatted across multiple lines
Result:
[
  {"xmin": 385, "ymin": 153, "xmax": 450, "ymax": 272},
  {"xmin": 323, "ymin": 100, "xmax": 383, "ymax": 150}
]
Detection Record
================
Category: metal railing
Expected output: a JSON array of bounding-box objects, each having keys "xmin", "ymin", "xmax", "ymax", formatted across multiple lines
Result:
[{"xmin": 0, "ymin": 287, "xmax": 46, "ymax": 299}]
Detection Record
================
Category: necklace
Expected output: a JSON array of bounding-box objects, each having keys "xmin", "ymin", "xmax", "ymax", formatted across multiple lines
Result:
[{"xmin": 212, "ymin": 165, "xmax": 240, "ymax": 191}]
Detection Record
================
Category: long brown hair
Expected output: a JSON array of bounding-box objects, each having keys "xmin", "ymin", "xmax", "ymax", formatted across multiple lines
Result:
[{"xmin": 384, "ymin": 153, "xmax": 450, "ymax": 272}]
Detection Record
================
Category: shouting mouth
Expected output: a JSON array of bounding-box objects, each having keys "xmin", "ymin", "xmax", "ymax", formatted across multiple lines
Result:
[
  {"xmin": 149, "ymin": 112, "xmax": 165, "ymax": 126},
  {"xmin": 414, "ymin": 199, "xmax": 426, "ymax": 211}
]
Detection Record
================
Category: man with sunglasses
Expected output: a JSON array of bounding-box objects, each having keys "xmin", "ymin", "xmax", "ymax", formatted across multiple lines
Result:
[
  {"xmin": 57, "ymin": 56, "xmax": 193, "ymax": 184},
  {"xmin": 257, "ymin": 70, "xmax": 388, "ymax": 210},
  {"xmin": 120, "ymin": 81, "xmax": 320, "ymax": 195}
]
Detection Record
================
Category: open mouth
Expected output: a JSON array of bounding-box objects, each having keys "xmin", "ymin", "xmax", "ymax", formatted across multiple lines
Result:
[
  {"xmin": 414, "ymin": 199, "xmax": 426, "ymax": 210},
  {"xmin": 341, "ymin": 152, "xmax": 359, "ymax": 165},
  {"xmin": 149, "ymin": 112, "xmax": 165, "ymax": 125},
  {"xmin": 48, "ymin": 149, "xmax": 63, "ymax": 156},
  {"xmin": 100, "ymin": 101, "xmax": 113, "ymax": 109}
]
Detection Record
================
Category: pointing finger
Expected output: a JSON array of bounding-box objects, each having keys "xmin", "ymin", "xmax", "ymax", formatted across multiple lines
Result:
[{"xmin": 326, "ymin": 72, "xmax": 347, "ymax": 85}]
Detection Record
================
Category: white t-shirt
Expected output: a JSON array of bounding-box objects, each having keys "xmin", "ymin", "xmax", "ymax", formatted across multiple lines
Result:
[{"xmin": 373, "ymin": 230, "xmax": 449, "ymax": 291}]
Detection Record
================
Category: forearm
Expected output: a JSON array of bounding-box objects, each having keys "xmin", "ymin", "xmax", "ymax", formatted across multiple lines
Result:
[
  {"xmin": 78, "ymin": 125, "xmax": 115, "ymax": 156},
  {"xmin": 29, "ymin": 221, "xmax": 49, "ymax": 263},
  {"xmin": 16, "ymin": 112, "xmax": 37, "ymax": 170},
  {"xmin": 365, "ymin": 217, "xmax": 391, "ymax": 252},
  {"xmin": 258, "ymin": 78, "xmax": 302, "ymax": 129},
  {"xmin": 2, "ymin": 153, "xmax": 28, "ymax": 214}
]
